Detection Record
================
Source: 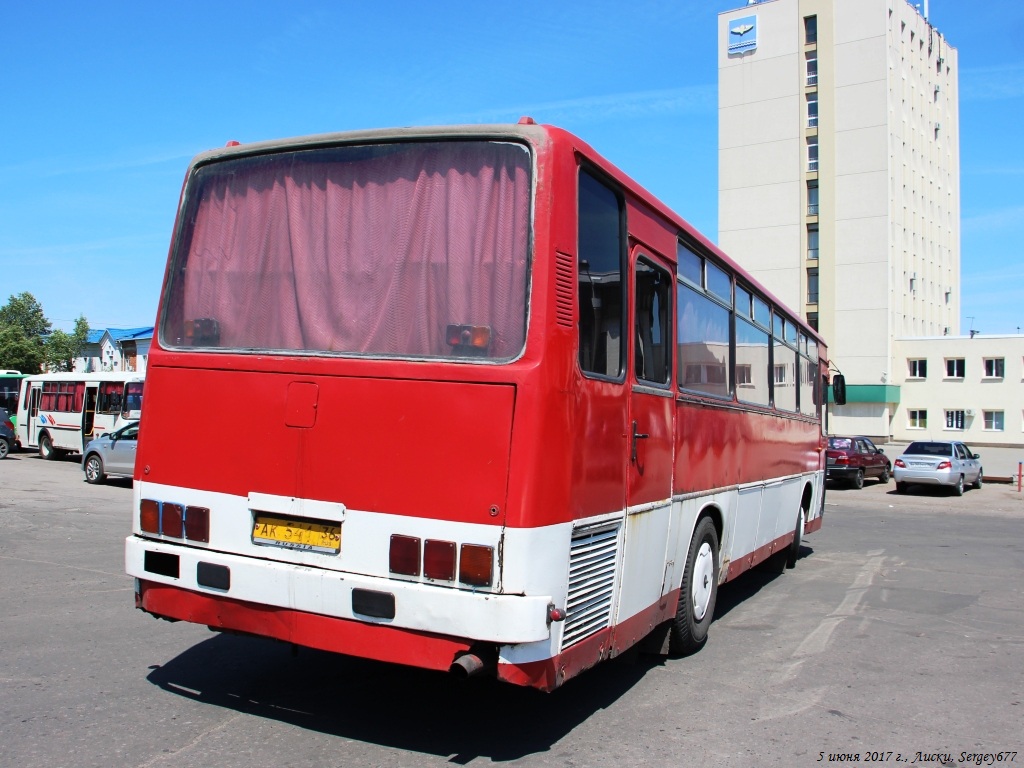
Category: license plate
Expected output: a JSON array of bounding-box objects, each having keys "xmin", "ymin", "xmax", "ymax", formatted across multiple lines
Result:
[{"xmin": 252, "ymin": 514, "xmax": 341, "ymax": 554}]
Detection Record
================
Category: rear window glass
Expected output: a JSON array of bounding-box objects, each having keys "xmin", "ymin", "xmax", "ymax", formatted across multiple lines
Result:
[
  {"xmin": 905, "ymin": 442, "xmax": 953, "ymax": 456},
  {"xmin": 828, "ymin": 437, "xmax": 852, "ymax": 449},
  {"xmin": 162, "ymin": 140, "xmax": 532, "ymax": 361}
]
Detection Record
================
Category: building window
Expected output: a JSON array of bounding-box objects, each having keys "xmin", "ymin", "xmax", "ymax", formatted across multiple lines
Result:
[
  {"xmin": 774, "ymin": 363, "xmax": 788, "ymax": 385},
  {"xmin": 807, "ymin": 223, "xmax": 819, "ymax": 259},
  {"xmin": 945, "ymin": 410, "xmax": 965, "ymax": 430},
  {"xmin": 807, "ymin": 268, "xmax": 819, "ymax": 304},
  {"xmin": 983, "ymin": 411, "xmax": 1005, "ymax": 431},
  {"xmin": 983, "ymin": 358, "xmax": 1005, "ymax": 378},
  {"xmin": 908, "ymin": 409, "xmax": 927, "ymax": 429},
  {"xmin": 804, "ymin": 15, "xmax": 817, "ymax": 45},
  {"xmin": 908, "ymin": 359, "xmax": 927, "ymax": 378},
  {"xmin": 807, "ymin": 312, "xmax": 818, "ymax": 331},
  {"xmin": 806, "ymin": 92, "xmax": 818, "ymax": 128},
  {"xmin": 806, "ymin": 53, "xmax": 818, "ymax": 86},
  {"xmin": 736, "ymin": 364, "xmax": 752, "ymax": 386},
  {"xmin": 945, "ymin": 358, "xmax": 965, "ymax": 378},
  {"xmin": 807, "ymin": 181, "xmax": 819, "ymax": 215},
  {"xmin": 807, "ymin": 136, "xmax": 818, "ymax": 172}
]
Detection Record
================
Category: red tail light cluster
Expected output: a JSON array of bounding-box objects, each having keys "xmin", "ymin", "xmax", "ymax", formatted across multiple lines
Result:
[
  {"xmin": 894, "ymin": 459, "xmax": 906, "ymax": 468},
  {"xmin": 140, "ymin": 499, "xmax": 210, "ymax": 543},
  {"xmin": 936, "ymin": 460, "xmax": 952, "ymax": 470},
  {"xmin": 389, "ymin": 535, "xmax": 494, "ymax": 587}
]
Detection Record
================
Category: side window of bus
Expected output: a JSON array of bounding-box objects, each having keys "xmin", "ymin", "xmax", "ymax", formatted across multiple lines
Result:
[
  {"xmin": 634, "ymin": 257, "xmax": 672, "ymax": 385},
  {"xmin": 735, "ymin": 284, "xmax": 771, "ymax": 407},
  {"xmin": 773, "ymin": 314, "xmax": 798, "ymax": 412},
  {"xmin": 676, "ymin": 244, "xmax": 731, "ymax": 399},
  {"xmin": 577, "ymin": 170, "xmax": 625, "ymax": 379}
]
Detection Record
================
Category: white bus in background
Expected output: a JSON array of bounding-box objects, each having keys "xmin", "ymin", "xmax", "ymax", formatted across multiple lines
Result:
[{"xmin": 17, "ymin": 372, "xmax": 144, "ymax": 459}]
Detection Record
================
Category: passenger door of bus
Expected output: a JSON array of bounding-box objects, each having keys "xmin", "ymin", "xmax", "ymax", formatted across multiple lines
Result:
[
  {"xmin": 25, "ymin": 385, "xmax": 41, "ymax": 448},
  {"xmin": 82, "ymin": 385, "xmax": 98, "ymax": 444},
  {"xmin": 618, "ymin": 247, "xmax": 676, "ymax": 622}
]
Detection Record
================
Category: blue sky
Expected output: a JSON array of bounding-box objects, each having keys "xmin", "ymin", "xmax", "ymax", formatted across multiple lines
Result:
[{"xmin": 1, "ymin": 0, "xmax": 1022, "ymax": 334}]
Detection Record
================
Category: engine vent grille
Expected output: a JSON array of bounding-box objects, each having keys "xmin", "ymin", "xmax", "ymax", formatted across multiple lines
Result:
[
  {"xmin": 561, "ymin": 519, "xmax": 620, "ymax": 650},
  {"xmin": 554, "ymin": 251, "xmax": 575, "ymax": 328}
]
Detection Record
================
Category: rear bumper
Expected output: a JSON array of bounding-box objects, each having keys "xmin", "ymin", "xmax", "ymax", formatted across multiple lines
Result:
[
  {"xmin": 136, "ymin": 579, "xmax": 476, "ymax": 673},
  {"xmin": 126, "ymin": 536, "xmax": 552, "ymax": 646},
  {"xmin": 826, "ymin": 465, "xmax": 861, "ymax": 480},
  {"xmin": 893, "ymin": 469, "xmax": 956, "ymax": 486}
]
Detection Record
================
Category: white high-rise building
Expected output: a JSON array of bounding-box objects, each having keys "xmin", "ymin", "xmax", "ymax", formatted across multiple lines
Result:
[{"xmin": 718, "ymin": 0, "xmax": 960, "ymax": 438}]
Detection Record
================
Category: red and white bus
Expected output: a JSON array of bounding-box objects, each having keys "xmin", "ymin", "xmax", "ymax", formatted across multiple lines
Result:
[
  {"xmin": 125, "ymin": 121, "xmax": 845, "ymax": 691},
  {"xmin": 19, "ymin": 372, "xmax": 144, "ymax": 459}
]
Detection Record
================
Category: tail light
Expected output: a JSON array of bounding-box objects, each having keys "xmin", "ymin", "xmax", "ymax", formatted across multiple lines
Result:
[
  {"xmin": 184, "ymin": 507, "xmax": 210, "ymax": 543},
  {"xmin": 894, "ymin": 459, "xmax": 906, "ymax": 468},
  {"xmin": 834, "ymin": 455, "xmax": 850, "ymax": 464},
  {"xmin": 389, "ymin": 535, "xmax": 421, "ymax": 576},
  {"xmin": 424, "ymin": 540, "xmax": 456, "ymax": 581},
  {"xmin": 936, "ymin": 460, "xmax": 952, "ymax": 470},
  {"xmin": 140, "ymin": 499, "xmax": 160, "ymax": 533},
  {"xmin": 390, "ymin": 536, "xmax": 495, "ymax": 588},
  {"xmin": 139, "ymin": 500, "xmax": 210, "ymax": 543},
  {"xmin": 459, "ymin": 544, "xmax": 494, "ymax": 587}
]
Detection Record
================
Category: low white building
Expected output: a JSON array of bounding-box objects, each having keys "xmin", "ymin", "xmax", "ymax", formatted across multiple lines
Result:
[
  {"xmin": 891, "ymin": 335, "xmax": 1024, "ymax": 448},
  {"xmin": 76, "ymin": 328, "xmax": 153, "ymax": 374}
]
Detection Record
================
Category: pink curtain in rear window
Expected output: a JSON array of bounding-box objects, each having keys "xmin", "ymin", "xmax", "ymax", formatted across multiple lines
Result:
[{"xmin": 168, "ymin": 141, "xmax": 531, "ymax": 359}]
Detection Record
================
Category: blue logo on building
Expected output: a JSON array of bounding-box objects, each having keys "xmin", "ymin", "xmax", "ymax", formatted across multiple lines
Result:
[{"xmin": 728, "ymin": 15, "xmax": 757, "ymax": 54}]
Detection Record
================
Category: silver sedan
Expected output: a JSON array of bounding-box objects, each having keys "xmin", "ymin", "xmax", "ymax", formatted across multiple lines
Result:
[
  {"xmin": 893, "ymin": 440, "xmax": 982, "ymax": 496},
  {"xmin": 82, "ymin": 421, "xmax": 139, "ymax": 484}
]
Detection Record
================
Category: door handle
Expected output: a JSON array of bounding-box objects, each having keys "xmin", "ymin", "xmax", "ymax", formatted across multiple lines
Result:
[{"xmin": 631, "ymin": 420, "xmax": 649, "ymax": 463}]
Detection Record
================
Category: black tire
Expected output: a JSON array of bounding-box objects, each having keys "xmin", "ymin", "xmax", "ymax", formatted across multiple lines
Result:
[
  {"xmin": 878, "ymin": 465, "xmax": 890, "ymax": 484},
  {"xmin": 972, "ymin": 470, "xmax": 983, "ymax": 490},
  {"xmin": 952, "ymin": 475, "xmax": 964, "ymax": 496},
  {"xmin": 896, "ymin": 482, "xmax": 908, "ymax": 494},
  {"xmin": 852, "ymin": 470, "xmax": 864, "ymax": 490},
  {"xmin": 0, "ymin": 437, "xmax": 9, "ymax": 460},
  {"xmin": 786, "ymin": 504, "xmax": 807, "ymax": 569},
  {"xmin": 669, "ymin": 516, "xmax": 720, "ymax": 656},
  {"xmin": 83, "ymin": 454, "xmax": 106, "ymax": 484},
  {"xmin": 39, "ymin": 432, "xmax": 56, "ymax": 460}
]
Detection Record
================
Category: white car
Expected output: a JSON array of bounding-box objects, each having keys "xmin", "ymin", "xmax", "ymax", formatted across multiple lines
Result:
[{"xmin": 893, "ymin": 440, "xmax": 982, "ymax": 496}]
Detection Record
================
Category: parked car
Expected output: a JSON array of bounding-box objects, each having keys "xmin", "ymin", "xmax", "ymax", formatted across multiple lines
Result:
[
  {"xmin": 826, "ymin": 435, "xmax": 891, "ymax": 488},
  {"xmin": 0, "ymin": 407, "xmax": 14, "ymax": 459},
  {"xmin": 82, "ymin": 421, "xmax": 139, "ymax": 484},
  {"xmin": 893, "ymin": 440, "xmax": 982, "ymax": 496}
]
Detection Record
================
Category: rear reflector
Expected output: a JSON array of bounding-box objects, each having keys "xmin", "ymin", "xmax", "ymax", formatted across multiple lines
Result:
[
  {"xmin": 389, "ymin": 535, "xmax": 421, "ymax": 576},
  {"xmin": 196, "ymin": 562, "xmax": 230, "ymax": 590},
  {"xmin": 352, "ymin": 588, "xmax": 396, "ymax": 619},
  {"xmin": 424, "ymin": 539, "xmax": 456, "ymax": 581},
  {"xmin": 459, "ymin": 544, "xmax": 494, "ymax": 587}
]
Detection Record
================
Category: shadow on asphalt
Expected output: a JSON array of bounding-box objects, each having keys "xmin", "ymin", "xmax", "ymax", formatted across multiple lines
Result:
[{"xmin": 147, "ymin": 631, "xmax": 657, "ymax": 762}]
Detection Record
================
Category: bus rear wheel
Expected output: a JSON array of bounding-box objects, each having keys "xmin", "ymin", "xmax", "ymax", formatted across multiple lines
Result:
[
  {"xmin": 39, "ymin": 432, "xmax": 56, "ymax": 460},
  {"xmin": 669, "ymin": 516, "xmax": 719, "ymax": 656}
]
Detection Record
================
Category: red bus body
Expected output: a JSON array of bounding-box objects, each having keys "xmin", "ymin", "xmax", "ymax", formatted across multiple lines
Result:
[{"xmin": 126, "ymin": 122, "xmax": 829, "ymax": 691}]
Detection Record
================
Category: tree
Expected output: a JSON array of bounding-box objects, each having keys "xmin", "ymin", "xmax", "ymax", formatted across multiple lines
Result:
[
  {"xmin": 0, "ymin": 324, "xmax": 42, "ymax": 373},
  {"xmin": 0, "ymin": 292, "xmax": 51, "ymax": 339},
  {"xmin": 43, "ymin": 316, "xmax": 90, "ymax": 372}
]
